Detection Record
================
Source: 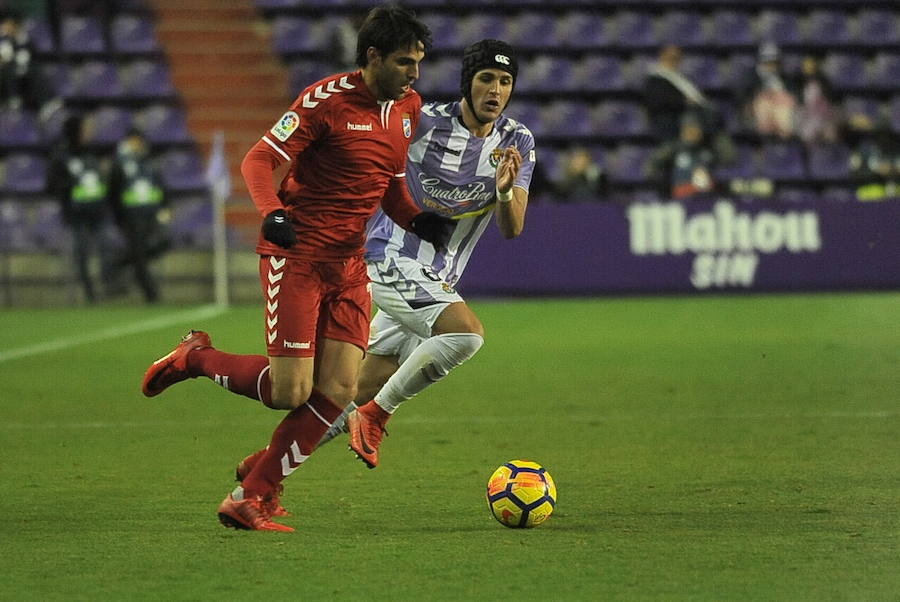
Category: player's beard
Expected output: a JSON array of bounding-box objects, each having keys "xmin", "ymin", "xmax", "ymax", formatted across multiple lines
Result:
[{"xmin": 376, "ymin": 68, "xmax": 410, "ymax": 100}]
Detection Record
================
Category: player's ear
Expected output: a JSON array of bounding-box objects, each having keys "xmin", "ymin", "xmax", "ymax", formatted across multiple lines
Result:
[{"xmin": 365, "ymin": 46, "xmax": 381, "ymax": 67}]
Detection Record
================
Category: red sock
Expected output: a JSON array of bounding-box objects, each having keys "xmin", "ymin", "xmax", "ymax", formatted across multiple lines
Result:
[
  {"xmin": 187, "ymin": 348, "xmax": 274, "ymax": 408},
  {"xmin": 242, "ymin": 389, "xmax": 343, "ymax": 498}
]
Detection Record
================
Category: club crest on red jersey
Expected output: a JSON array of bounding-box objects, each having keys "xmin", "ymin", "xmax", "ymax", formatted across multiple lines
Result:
[
  {"xmin": 271, "ymin": 111, "xmax": 300, "ymax": 142},
  {"xmin": 402, "ymin": 113, "xmax": 412, "ymax": 138}
]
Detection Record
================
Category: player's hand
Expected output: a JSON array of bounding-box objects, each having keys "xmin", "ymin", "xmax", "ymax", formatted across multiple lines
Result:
[
  {"xmin": 410, "ymin": 212, "xmax": 454, "ymax": 251},
  {"xmin": 496, "ymin": 147, "xmax": 522, "ymax": 197},
  {"xmin": 262, "ymin": 209, "xmax": 297, "ymax": 249}
]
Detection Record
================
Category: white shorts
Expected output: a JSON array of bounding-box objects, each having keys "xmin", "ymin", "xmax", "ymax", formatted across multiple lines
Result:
[{"xmin": 366, "ymin": 256, "xmax": 464, "ymax": 362}]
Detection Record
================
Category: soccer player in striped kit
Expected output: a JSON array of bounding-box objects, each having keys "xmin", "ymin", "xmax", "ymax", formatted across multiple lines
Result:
[
  {"xmin": 329, "ymin": 39, "xmax": 535, "ymax": 468},
  {"xmin": 140, "ymin": 4, "xmax": 452, "ymax": 531}
]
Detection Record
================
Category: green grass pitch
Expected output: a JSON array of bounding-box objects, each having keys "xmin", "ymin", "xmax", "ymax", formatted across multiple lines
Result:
[{"xmin": 1, "ymin": 292, "xmax": 898, "ymax": 600}]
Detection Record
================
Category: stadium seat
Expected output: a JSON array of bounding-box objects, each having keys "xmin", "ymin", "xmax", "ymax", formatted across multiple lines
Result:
[
  {"xmin": 421, "ymin": 13, "xmax": 462, "ymax": 51},
  {"xmin": 507, "ymin": 12, "xmax": 558, "ymax": 50},
  {"xmin": 708, "ymin": 10, "xmax": 757, "ymax": 49},
  {"xmin": 506, "ymin": 100, "xmax": 544, "ymax": 137},
  {"xmin": 168, "ymin": 197, "xmax": 214, "ymax": 247},
  {"xmin": 807, "ymin": 143, "xmax": 851, "ymax": 182},
  {"xmin": 414, "ymin": 56, "xmax": 458, "ymax": 99},
  {"xmin": 60, "ymin": 15, "xmax": 106, "ymax": 55},
  {"xmin": 776, "ymin": 186, "xmax": 818, "ymax": 204},
  {"xmin": 622, "ymin": 54, "xmax": 655, "ymax": 93},
  {"xmin": 539, "ymin": 100, "xmax": 592, "ymax": 139},
  {"xmin": 66, "ymin": 61, "xmax": 124, "ymax": 101},
  {"xmin": 271, "ymin": 16, "xmax": 328, "ymax": 55},
  {"xmin": 614, "ymin": 11, "xmax": 658, "ymax": 49},
  {"xmin": 0, "ymin": 153, "xmax": 47, "ymax": 195},
  {"xmin": 288, "ymin": 60, "xmax": 334, "ymax": 97},
  {"xmin": 135, "ymin": 105, "xmax": 192, "ymax": 146},
  {"xmin": 577, "ymin": 56, "xmax": 626, "ymax": 93},
  {"xmin": 23, "ymin": 17, "xmax": 56, "ymax": 55},
  {"xmin": 755, "ymin": 10, "xmax": 801, "ymax": 46},
  {"xmin": 804, "ymin": 10, "xmax": 854, "ymax": 47},
  {"xmin": 159, "ymin": 149, "xmax": 209, "ymax": 194},
  {"xmin": 758, "ymin": 142, "xmax": 806, "ymax": 181},
  {"xmin": 110, "ymin": 14, "xmax": 162, "ymax": 55},
  {"xmin": 0, "ymin": 200, "xmax": 30, "ymax": 250},
  {"xmin": 87, "ymin": 106, "xmax": 134, "ymax": 146},
  {"xmin": 656, "ymin": 11, "xmax": 708, "ymax": 49},
  {"xmin": 606, "ymin": 144, "xmax": 653, "ymax": 184},
  {"xmin": 855, "ymin": 9, "xmax": 900, "ymax": 47},
  {"xmin": 889, "ymin": 96, "xmax": 900, "ymax": 134},
  {"xmin": 714, "ymin": 144, "xmax": 758, "ymax": 181},
  {"xmin": 591, "ymin": 101, "xmax": 648, "ymax": 138},
  {"xmin": 457, "ymin": 14, "xmax": 508, "ymax": 46},
  {"xmin": 0, "ymin": 108, "xmax": 42, "ymax": 149},
  {"xmin": 822, "ymin": 53, "xmax": 868, "ymax": 92},
  {"xmin": 555, "ymin": 12, "xmax": 613, "ymax": 50},
  {"xmin": 842, "ymin": 96, "xmax": 882, "ymax": 123},
  {"xmin": 121, "ymin": 60, "xmax": 176, "ymax": 100},
  {"xmin": 516, "ymin": 56, "xmax": 576, "ymax": 95},
  {"xmin": 680, "ymin": 54, "xmax": 725, "ymax": 92},
  {"xmin": 868, "ymin": 53, "xmax": 900, "ymax": 92}
]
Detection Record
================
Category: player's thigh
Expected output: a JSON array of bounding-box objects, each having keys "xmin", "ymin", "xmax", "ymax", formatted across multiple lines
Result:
[
  {"xmin": 432, "ymin": 302, "xmax": 484, "ymax": 337},
  {"xmin": 268, "ymin": 355, "xmax": 315, "ymax": 409},
  {"xmin": 315, "ymin": 338, "xmax": 365, "ymax": 406}
]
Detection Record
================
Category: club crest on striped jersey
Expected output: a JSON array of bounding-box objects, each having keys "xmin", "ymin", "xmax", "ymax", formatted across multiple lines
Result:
[
  {"xmin": 402, "ymin": 113, "xmax": 412, "ymax": 138},
  {"xmin": 489, "ymin": 147, "xmax": 503, "ymax": 168},
  {"xmin": 271, "ymin": 111, "xmax": 300, "ymax": 142}
]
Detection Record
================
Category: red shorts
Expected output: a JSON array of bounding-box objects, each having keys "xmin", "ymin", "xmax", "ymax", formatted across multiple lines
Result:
[{"xmin": 259, "ymin": 255, "xmax": 371, "ymax": 358}]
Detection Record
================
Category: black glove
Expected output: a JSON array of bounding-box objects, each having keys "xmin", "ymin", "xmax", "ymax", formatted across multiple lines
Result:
[
  {"xmin": 410, "ymin": 212, "xmax": 454, "ymax": 251},
  {"xmin": 262, "ymin": 209, "xmax": 297, "ymax": 249}
]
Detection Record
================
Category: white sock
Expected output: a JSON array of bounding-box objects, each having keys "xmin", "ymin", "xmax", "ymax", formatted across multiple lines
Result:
[{"xmin": 375, "ymin": 333, "xmax": 484, "ymax": 414}]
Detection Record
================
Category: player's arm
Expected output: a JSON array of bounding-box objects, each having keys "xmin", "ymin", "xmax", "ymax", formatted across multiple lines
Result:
[{"xmin": 495, "ymin": 146, "xmax": 528, "ymax": 239}]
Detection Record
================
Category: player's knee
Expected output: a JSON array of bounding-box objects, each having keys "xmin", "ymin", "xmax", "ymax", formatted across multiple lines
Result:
[
  {"xmin": 319, "ymin": 379, "xmax": 358, "ymax": 406},
  {"xmin": 438, "ymin": 332, "xmax": 484, "ymax": 365},
  {"xmin": 270, "ymin": 380, "xmax": 312, "ymax": 410}
]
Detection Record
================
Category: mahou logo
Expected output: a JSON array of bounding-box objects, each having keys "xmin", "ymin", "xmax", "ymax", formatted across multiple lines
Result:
[{"xmin": 627, "ymin": 201, "xmax": 822, "ymax": 289}]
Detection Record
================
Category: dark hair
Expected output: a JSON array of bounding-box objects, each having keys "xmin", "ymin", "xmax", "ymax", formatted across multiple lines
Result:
[{"xmin": 355, "ymin": 3, "xmax": 432, "ymax": 68}]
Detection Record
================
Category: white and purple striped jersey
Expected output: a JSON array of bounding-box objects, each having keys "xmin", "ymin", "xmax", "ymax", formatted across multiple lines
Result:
[{"xmin": 365, "ymin": 100, "xmax": 536, "ymax": 286}]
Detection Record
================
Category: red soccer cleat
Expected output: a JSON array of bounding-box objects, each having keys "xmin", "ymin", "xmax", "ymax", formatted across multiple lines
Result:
[
  {"xmin": 217, "ymin": 492, "xmax": 294, "ymax": 532},
  {"xmin": 235, "ymin": 449, "xmax": 290, "ymax": 517},
  {"xmin": 347, "ymin": 402, "xmax": 389, "ymax": 469},
  {"xmin": 141, "ymin": 330, "xmax": 211, "ymax": 397}
]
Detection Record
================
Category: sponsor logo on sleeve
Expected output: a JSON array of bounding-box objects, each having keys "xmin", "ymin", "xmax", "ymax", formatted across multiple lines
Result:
[{"xmin": 271, "ymin": 111, "xmax": 300, "ymax": 142}]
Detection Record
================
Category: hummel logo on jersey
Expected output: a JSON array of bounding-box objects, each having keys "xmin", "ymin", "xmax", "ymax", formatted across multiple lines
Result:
[
  {"xmin": 284, "ymin": 341, "xmax": 311, "ymax": 349},
  {"xmin": 347, "ymin": 122, "xmax": 373, "ymax": 131}
]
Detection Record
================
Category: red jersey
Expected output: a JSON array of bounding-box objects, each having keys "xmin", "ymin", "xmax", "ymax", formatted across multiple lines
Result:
[{"xmin": 242, "ymin": 70, "xmax": 422, "ymax": 260}]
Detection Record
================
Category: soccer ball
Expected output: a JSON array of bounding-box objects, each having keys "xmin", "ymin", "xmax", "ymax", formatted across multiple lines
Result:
[{"xmin": 486, "ymin": 460, "xmax": 557, "ymax": 528}]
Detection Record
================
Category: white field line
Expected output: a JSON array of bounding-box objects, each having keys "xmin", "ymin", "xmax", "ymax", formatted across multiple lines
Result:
[
  {"xmin": 0, "ymin": 411, "xmax": 896, "ymax": 430},
  {"xmin": 0, "ymin": 304, "xmax": 227, "ymax": 364}
]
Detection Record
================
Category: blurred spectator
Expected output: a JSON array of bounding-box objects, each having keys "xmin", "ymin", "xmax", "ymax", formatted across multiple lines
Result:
[
  {"xmin": 644, "ymin": 44, "xmax": 712, "ymax": 143},
  {"xmin": 738, "ymin": 42, "xmax": 798, "ymax": 140},
  {"xmin": 553, "ymin": 147, "xmax": 606, "ymax": 202},
  {"xmin": 48, "ymin": 115, "xmax": 116, "ymax": 303},
  {"xmin": 792, "ymin": 54, "xmax": 839, "ymax": 147},
  {"xmin": 0, "ymin": 10, "xmax": 36, "ymax": 109},
  {"xmin": 647, "ymin": 112, "xmax": 717, "ymax": 200},
  {"xmin": 108, "ymin": 129, "xmax": 170, "ymax": 303},
  {"xmin": 847, "ymin": 115, "xmax": 899, "ymax": 202}
]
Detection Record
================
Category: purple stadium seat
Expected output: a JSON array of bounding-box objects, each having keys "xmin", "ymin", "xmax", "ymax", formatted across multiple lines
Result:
[
  {"xmin": 714, "ymin": 144, "xmax": 757, "ymax": 181},
  {"xmin": 722, "ymin": 54, "xmax": 756, "ymax": 90},
  {"xmin": 254, "ymin": 0, "xmax": 302, "ymax": 11},
  {"xmin": 516, "ymin": 56, "xmax": 576, "ymax": 94},
  {"xmin": 271, "ymin": 17, "xmax": 327, "ymax": 55},
  {"xmin": 822, "ymin": 53, "xmax": 868, "ymax": 92},
  {"xmin": 457, "ymin": 14, "xmax": 508, "ymax": 46},
  {"xmin": 889, "ymin": 96, "xmax": 900, "ymax": 134},
  {"xmin": 578, "ymin": 56, "xmax": 626, "ymax": 93},
  {"xmin": 755, "ymin": 11, "xmax": 801, "ymax": 46},
  {"xmin": 758, "ymin": 142, "xmax": 805, "ymax": 180},
  {"xmin": 160, "ymin": 149, "xmax": 209, "ymax": 194},
  {"xmin": 868, "ymin": 54, "xmax": 900, "ymax": 92},
  {"xmin": 622, "ymin": 54, "xmax": 655, "ymax": 93},
  {"xmin": 607, "ymin": 144, "xmax": 653, "ymax": 184},
  {"xmin": 1, "ymin": 153, "xmax": 47, "ymax": 195},
  {"xmin": 804, "ymin": 10, "xmax": 854, "ymax": 47},
  {"xmin": 421, "ymin": 13, "xmax": 462, "ymax": 51},
  {"xmin": 614, "ymin": 12, "xmax": 657, "ymax": 49},
  {"xmin": 67, "ymin": 61, "xmax": 124, "ymax": 100},
  {"xmin": 507, "ymin": 100, "xmax": 543, "ymax": 137},
  {"xmin": 121, "ymin": 60, "xmax": 176, "ymax": 100},
  {"xmin": 821, "ymin": 187, "xmax": 855, "ymax": 203},
  {"xmin": 136, "ymin": 105, "xmax": 192, "ymax": 146},
  {"xmin": 111, "ymin": 15, "xmax": 162, "ymax": 55},
  {"xmin": 842, "ymin": 97, "xmax": 882, "ymax": 123},
  {"xmin": 656, "ymin": 11, "xmax": 707, "ymax": 48},
  {"xmin": 591, "ymin": 101, "xmax": 648, "ymax": 138},
  {"xmin": 168, "ymin": 197, "xmax": 213, "ymax": 247},
  {"xmin": 414, "ymin": 56, "xmax": 458, "ymax": 99},
  {"xmin": 807, "ymin": 143, "xmax": 851, "ymax": 182},
  {"xmin": 288, "ymin": 60, "xmax": 334, "ymax": 96},
  {"xmin": 87, "ymin": 106, "xmax": 134, "ymax": 146},
  {"xmin": 0, "ymin": 201, "xmax": 29, "ymax": 250},
  {"xmin": 856, "ymin": 10, "xmax": 900, "ymax": 47},
  {"xmin": 0, "ymin": 108, "xmax": 42, "ymax": 149},
  {"xmin": 680, "ymin": 55, "xmax": 724, "ymax": 92},
  {"xmin": 556, "ymin": 12, "xmax": 613, "ymax": 49},
  {"xmin": 708, "ymin": 10, "xmax": 757, "ymax": 48},
  {"xmin": 23, "ymin": 17, "xmax": 55, "ymax": 55},
  {"xmin": 60, "ymin": 15, "xmax": 106, "ymax": 55},
  {"xmin": 507, "ymin": 12, "xmax": 556, "ymax": 50},
  {"xmin": 539, "ymin": 100, "xmax": 592, "ymax": 139}
]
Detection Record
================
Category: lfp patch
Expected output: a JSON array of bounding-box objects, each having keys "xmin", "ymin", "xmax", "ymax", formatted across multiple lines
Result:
[
  {"xmin": 402, "ymin": 113, "xmax": 412, "ymax": 138},
  {"xmin": 271, "ymin": 111, "xmax": 300, "ymax": 142}
]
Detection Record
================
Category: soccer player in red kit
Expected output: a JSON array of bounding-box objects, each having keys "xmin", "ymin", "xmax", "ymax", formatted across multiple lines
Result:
[{"xmin": 141, "ymin": 4, "xmax": 452, "ymax": 532}]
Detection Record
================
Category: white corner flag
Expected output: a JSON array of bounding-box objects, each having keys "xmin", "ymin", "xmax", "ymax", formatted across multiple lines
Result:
[{"xmin": 206, "ymin": 129, "xmax": 231, "ymax": 307}]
